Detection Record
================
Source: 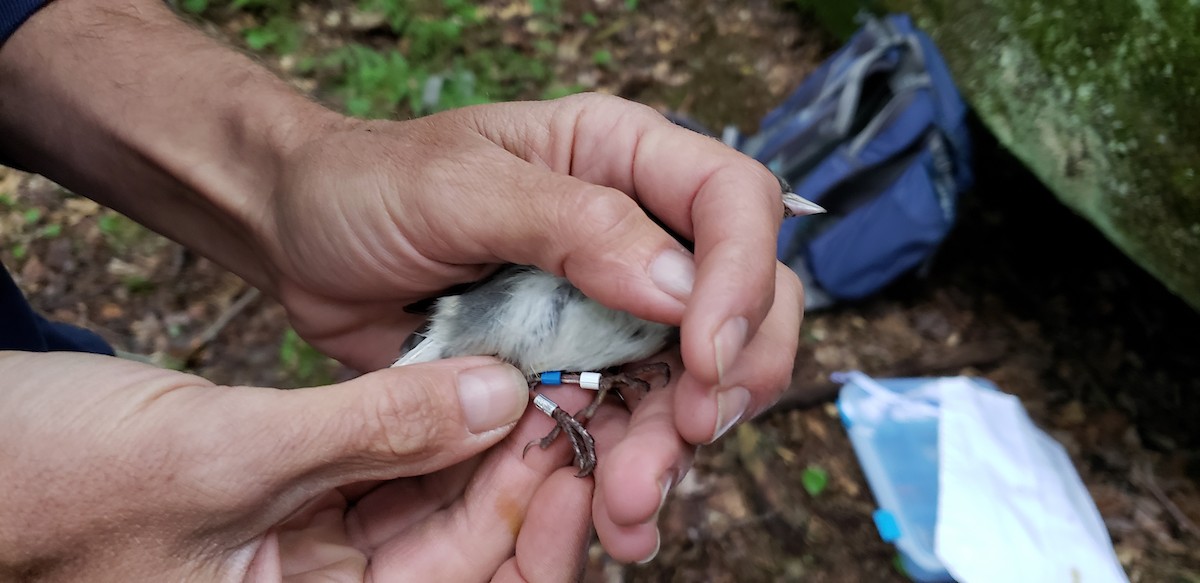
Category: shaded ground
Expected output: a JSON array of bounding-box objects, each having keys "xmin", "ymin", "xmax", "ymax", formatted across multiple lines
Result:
[{"xmin": 2, "ymin": 1, "xmax": 1198, "ymax": 581}]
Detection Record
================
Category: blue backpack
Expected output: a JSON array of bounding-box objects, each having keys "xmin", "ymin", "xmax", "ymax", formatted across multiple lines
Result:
[{"xmin": 734, "ymin": 14, "xmax": 973, "ymax": 309}]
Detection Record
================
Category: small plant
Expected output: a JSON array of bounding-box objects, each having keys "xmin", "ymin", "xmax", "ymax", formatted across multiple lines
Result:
[
  {"xmin": 279, "ymin": 328, "xmax": 336, "ymax": 386},
  {"xmin": 541, "ymin": 83, "xmax": 584, "ymax": 100},
  {"xmin": 97, "ymin": 212, "xmax": 152, "ymax": 252},
  {"xmin": 592, "ymin": 49, "xmax": 614, "ymax": 67},
  {"xmin": 801, "ymin": 464, "xmax": 830, "ymax": 497},
  {"xmin": 121, "ymin": 274, "xmax": 156, "ymax": 294},
  {"xmin": 530, "ymin": 0, "xmax": 563, "ymax": 17},
  {"xmin": 322, "ymin": 38, "xmax": 550, "ymax": 117},
  {"xmin": 324, "ymin": 45, "xmax": 416, "ymax": 118},
  {"xmin": 243, "ymin": 15, "xmax": 302, "ymax": 53},
  {"xmin": 180, "ymin": 0, "xmax": 208, "ymax": 15},
  {"xmin": 194, "ymin": 0, "xmax": 303, "ymax": 53}
]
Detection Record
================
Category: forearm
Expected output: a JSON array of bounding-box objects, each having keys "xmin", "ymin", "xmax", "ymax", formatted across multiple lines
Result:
[{"xmin": 0, "ymin": 0, "xmax": 344, "ymax": 292}]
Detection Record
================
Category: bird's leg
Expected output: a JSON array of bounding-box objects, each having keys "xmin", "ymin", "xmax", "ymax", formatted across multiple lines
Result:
[
  {"xmin": 561, "ymin": 363, "xmax": 672, "ymax": 422},
  {"xmin": 522, "ymin": 364, "xmax": 671, "ymax": 478},
  {"xmin": 523, "ymin": 393, "xmax": 596, "ymax": 477}
]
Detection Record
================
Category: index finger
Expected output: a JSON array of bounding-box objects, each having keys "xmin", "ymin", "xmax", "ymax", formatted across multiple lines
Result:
[{"xmin": 551, "ymin": 94, "xmax": 788, "ymax": 386}]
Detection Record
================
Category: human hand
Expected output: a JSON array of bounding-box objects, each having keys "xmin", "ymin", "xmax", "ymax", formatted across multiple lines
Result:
[
  {"xmin": 0, "ymin": 351, "xmax": 611, "ymax": 581},
  {"xmin": 1, "ymin": 2, "xmax": 800, "ymax": 467},
  {"xmin": 1, "ymin": 1, "xmax": 800, "ymax": 561},
  {"xmin": 262, "ymin": 94, "xmax": 804, "ymax": 561}
]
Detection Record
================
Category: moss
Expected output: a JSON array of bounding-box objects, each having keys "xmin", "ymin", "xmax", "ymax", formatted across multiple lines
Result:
[{"xmin": 857, "ymin": 0, "xmax": 1200, "ymax": 310}]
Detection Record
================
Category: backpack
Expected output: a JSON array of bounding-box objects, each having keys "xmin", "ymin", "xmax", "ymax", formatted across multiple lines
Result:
[{"xmin": 734, "ymin": 14, "xmax": 973, "ymax": 309}]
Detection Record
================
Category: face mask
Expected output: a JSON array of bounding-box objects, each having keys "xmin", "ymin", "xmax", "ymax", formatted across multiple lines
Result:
[{"xmin": 836, "ymin": 372, "xmax": 1128, "ymax": 583}]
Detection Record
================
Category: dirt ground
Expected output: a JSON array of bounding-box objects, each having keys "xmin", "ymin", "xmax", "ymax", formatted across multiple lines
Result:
[{"xmin": 2, "ymin": 0, "xmax": 1198, "ymax": 581}]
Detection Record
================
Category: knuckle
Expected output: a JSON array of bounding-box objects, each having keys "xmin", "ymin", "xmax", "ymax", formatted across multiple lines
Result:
[
  {"xmin": 778, "ymin": 263, "xmax": 804, "ymax": 305},
  {"xmin": 559, "ymin": 91, "xmax": 624, "ymax": 110},
  {"xmin": 558, "ymin": 92, "xmax": 664, "ymax": 125},
  {"xmin": 745, "ymin": 161, "xmax": 784, "ymax": 203},
  {"xmin": 560, "ymin": 187, "xmax": 643, "ymax": 250},
  {"xmin": 360, "ymin": 377, "xmax": 447, "ymax": 463}
]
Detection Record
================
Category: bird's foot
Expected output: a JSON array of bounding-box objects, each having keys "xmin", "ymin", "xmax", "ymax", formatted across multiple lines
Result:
[
  {"xmin": 524, "ymin": 393, "xmax": 596, "ymax": 477},
  {"xmin": 523, "ymin": 363, "xmax": 671, "ymax": 477},
  {"xmin": 605, "ymin": 362, "xmax": 672, "ymax": 408}
]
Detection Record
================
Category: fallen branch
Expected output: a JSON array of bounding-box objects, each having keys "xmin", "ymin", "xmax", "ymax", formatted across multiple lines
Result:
[
  {"xmin": 1132, "ymin": 458, "xmax": 1200, "ymax": 540},
  {"xmin": 766, "ymin": 340, "xmax": 1010, "ymax": 414},
  {"xmin": 186, "ymin": 286, "xmax": 262, "ymax": 357}
]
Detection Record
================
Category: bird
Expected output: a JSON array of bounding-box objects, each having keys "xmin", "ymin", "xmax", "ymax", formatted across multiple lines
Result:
[{"xmin": 392, "ymin": 186, "xmax": 824, "ymax": 476}]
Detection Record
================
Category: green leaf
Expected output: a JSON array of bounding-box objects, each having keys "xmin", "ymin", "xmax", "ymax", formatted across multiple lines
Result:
[
  {"xmin": 122, "ymin": 275, "xmax": 155, "ymax": 293},
  {"xmin": 97, "ymin": 214, "xmax": 118, "ymax": 235},
  {"xmin": 39, "ymin": 224, "xmax": 62, "ymax": 238},
  {"xmin": 0, "ymin": 193, "xmax": 13, "ymax": 207},
  {"xmin": 10, "ymin": 244, "xmax": 26, "ymax": 260},
  {"xmin": 279, "ymin": 328, "xmax": 301, "ymax": 367},
  {"xmin": 181, "ymin": 0, "xmax": 208, "ymax": 14},
  {"xmin": 801, "ymin": 465, "xmax": 829, "ymax": 497},
  {"xmin": 295, "ymin": 55, "xmax": 317, "ymax": 73},
  {"xmin": 279, "ymin": 328, "xmax": 333, "ymax": 386},
  {"xmin": 592, "ymin": 49, "xmax": 613, "ymax": 66},
  {"xmin": 581, "ymin": 12, "xmax": 599, "ymax": 27},
  {"xmin": 345, "ymin": 96, "xmax": 374, "ymax": 118},
  {"xmin": 541, "ymin": 84, "xmax": 584, "ymax": 100},
  {"xmin": 624, "ymin": 0, "xmax": 638, "ymax": 10},
  {"xmin": 243, "ymin": 27, "xmax": 278, "ymax": 51},
  {"xmin": 22, "ymin": 208, "xmax": 41, "ymax": 224}
]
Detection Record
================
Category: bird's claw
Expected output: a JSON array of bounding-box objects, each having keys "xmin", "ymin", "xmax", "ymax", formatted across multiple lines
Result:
[{"xmin": 522, "ymin": 406, "xmax": 596, "ymax": 477}]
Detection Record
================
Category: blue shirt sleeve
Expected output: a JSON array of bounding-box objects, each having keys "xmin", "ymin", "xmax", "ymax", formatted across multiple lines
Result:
[
  {"xmin": 0, "ymin": 1, "xmax": 114, "ymax": 356},
  {"xmin": 1, "ymin": 0, "xmax": 49, "ymax": 47},
  {"xmin": 0, "ymin": 0, "xmax": 48, "ymax": 170},
  {"xmin": 0, "ymin": 263, "xmax": 115, "ymax": 354}
]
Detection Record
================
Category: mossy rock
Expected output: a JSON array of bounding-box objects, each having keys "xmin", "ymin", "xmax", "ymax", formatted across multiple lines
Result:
[{"xmin": 802, "ymin": 0, "xmax": 1200, "ymax": 310}]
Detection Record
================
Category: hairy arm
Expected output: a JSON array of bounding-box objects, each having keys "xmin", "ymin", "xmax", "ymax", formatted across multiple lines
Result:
[{"xmin": 0, "ymin": 0, "xmax": 342, "ymax": 292}]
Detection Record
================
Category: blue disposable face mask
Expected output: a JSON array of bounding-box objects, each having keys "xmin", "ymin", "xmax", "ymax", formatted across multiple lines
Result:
[{"xmin": 836, "ymin": 372, "xmax": 1128, "ymax": 583}]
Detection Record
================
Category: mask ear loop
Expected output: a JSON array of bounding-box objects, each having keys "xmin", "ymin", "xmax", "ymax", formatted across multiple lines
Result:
[{"xmin": 833, "ymin": 370, "xmax": 940, "ymax": 419}]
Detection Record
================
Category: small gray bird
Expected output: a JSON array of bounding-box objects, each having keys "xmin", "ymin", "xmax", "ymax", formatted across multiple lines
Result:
[{"xmin": 393, "ymin": 188, "xmax": 823, "ymax": 476}]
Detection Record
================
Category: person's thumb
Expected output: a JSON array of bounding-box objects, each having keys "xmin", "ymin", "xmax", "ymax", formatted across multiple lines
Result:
[{"xmin": 213, "ymin": 356, "xmax": 528, "ymax": 497}]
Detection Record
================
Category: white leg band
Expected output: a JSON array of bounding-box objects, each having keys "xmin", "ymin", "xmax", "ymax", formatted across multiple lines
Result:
[{"xmin": 579, "ymin": 372, "xmax": 602, "ymax": 390}]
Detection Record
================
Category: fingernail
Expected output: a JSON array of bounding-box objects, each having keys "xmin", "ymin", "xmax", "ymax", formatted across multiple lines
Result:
[
  {"xmin": 657, "ymin": 474, "xmax": 674, "ymax": 513},
  {"xmin": 711, "ymin": 386, "xmax": 751, "ymax": 443},
  {"xmin": 457, "ymin": 364, "xmax": 528, "ymax": 434},
  {"xmin": 636, "ymin": 528, "xmax": 662, "ymax": 565},
  {"xmin": 713, "ymin": 317, "xmax": 748, "ymax": 384},
  {"xmin": 782, "ymin": 192, "xmax": 826, "ymax": 217},
  {"xmin": 649, "ymin": 248, "xmax": 695, "ymax": 302}
]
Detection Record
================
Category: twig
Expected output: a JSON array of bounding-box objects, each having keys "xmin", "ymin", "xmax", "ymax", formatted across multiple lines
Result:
[
  {"xmin": 1132, "ymin": 459, "xmax": 1200, "ymax": 539},
  {"xmin": 766, "ymin": 340, "xmax": 1010, "ymax": 414},
  {"xmin": 186, "ymin": 286, "xmax": 262, "ymax": 357}
]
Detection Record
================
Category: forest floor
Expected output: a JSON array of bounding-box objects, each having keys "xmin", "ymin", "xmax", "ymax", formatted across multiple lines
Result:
[{"xmin": 2, "ymin": 0, "xmax": 1198, "ymax": 581}]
